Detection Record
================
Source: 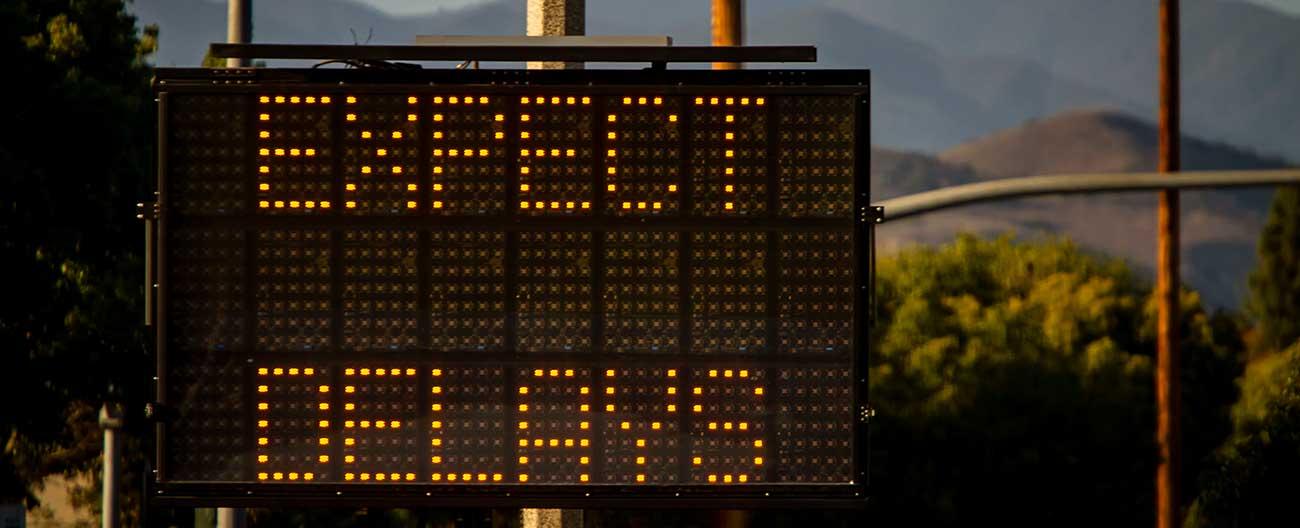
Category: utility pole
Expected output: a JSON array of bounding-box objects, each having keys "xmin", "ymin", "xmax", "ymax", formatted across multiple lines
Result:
[
  {"xmin": 226, "ymin": 0, "xmax": 251, "ymax": 67},
  {"xmin": 526, "ymin": 0, "xmax": 585, "ymax": 70},
  {"xmin": 711, "ymin": 0, "xmax": 743, "ymax": 70},
  {"xmin": 519, "ymin": 0, "xmax": 581, "ymax": 519},
  {"xmin": 713, "ymin": 2, "xmax": 747, "ymax": 525},
  {"xmin": 100, "ymin": 404, "xmax": 123, "ymax": 528},
  {"xmin": 1156, "ymin": 1, "xmax": 1181, "ymax": 528},
  {"xmin": 218, "ymin": 2, "xmax": 251, "ymax": 525}
]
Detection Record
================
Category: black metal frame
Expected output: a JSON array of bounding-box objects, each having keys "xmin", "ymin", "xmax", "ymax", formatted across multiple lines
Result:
[
  {"xmin": 207, "ymin": 43, "xmax": 816, "ymax": 65},
  {"xmin": 152, "ymin": 68, "xmax": 871, "ymax": 509},
  {"xmin": 154, "ymin": 67, "xmax": 867, "ymax": 88}
]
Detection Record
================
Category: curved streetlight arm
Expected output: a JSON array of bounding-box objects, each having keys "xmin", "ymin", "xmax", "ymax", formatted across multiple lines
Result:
[{"xmin": 874, "ymin": 169, "xmax": 1300, "ymax": 222}]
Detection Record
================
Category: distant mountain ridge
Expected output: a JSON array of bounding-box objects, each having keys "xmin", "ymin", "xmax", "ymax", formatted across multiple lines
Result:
[
  {"xmin": 824, "ymin": 0, "xmax": 1300, "ymax": 160},
  {"xmin": 129, "ymin": 0, "xmax": 1144, "ymax": 151},
  {"xmin": 880, "ymin": 109, "xmax": 1290, "ymax": 308},
  {"xmin": 131, "ymin": 0, "xmax": 1300, "ymax": 161},
  {"xmin": 126, "ymin": 0, "xmax": 1299, "ymax": 307},
  {"xmin": 943, "ymin": 109, "xmax": 1289, "ymax": 178},
  {"xmin": 872, "ymin": 147, "xmax": 980, "ymax": 201}
]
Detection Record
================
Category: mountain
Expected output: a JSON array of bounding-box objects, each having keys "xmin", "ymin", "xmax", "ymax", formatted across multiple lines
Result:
[
  {"xmin": 940, "ymin": 108, "xmax": 1285, "ymax": 211},
  {"xmin": 131, "ymin": 0, "xmax": 1300, "ymax": 160},
  {"xmin": 746, "ymin": 6, "xmax": 1137, "ymax": 150},
  {"xmin": 878, "ymin": 109, "xmax": 1293, "ymax": 308},
  {"xmin": 942, "ymin": 109, "xmax": 1288, "ymax": 177},
  {"xmin": 825, "ymin": 0, "xmax": 1300, "ymax": 160},
  {"xmin": 132, "ymin": 0, "xmax": 523, "ymax": 67},
  {"xmin": 129, "ymin": 0, "xmax": 1134, "ymax": 150},
  {"xmin": 872, "ymin": 147, "xmax": 980, "ymax": 200},
  {"xmin": 126, "ymin": 0, "xmax": 1299, "ymax": 306}
]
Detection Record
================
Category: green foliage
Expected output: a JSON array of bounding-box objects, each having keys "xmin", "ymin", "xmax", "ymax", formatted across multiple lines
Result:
[
  {"xmin": 1195, "ymin": 186, "xmax": 1300, "ymax": 526},
  {"xmin": 201, "ymin": 50, "xmax": 225, "ymax": 68},
  {"xmin": 1187, "ymin": 344, "xmax": 1300, "ymax": 527},
  {"xmin": 1231, "ymin": 347, "xmax": 1295, "ymax": 432},
  {"xmin": 0, "ymin": 0, "xmax": 156, "ymax": 514},
  {"xmin": 1247, "ymin": 186, "xmax": 1300, "ymax": 350},
  {"xmin": 869, "ymin": 234, "xmax": 1241, "ymax": 526}
]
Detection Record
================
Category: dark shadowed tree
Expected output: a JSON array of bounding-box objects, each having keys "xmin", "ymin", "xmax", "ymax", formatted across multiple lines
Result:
[
  {"xmin": 1186, "ymin": 344, "xmax": 1300, "ymax": 528},
  {"xmin": 1247, "ymin": 186, "xmax": 1300, "ymax": 351},
  {"xmin": 0, "ymin": 0, "xmax": 156, "ymax": 522},
  {"xmin": 868, "ymin": 235, "xmax": 1240, "ymax": 526},
  {"xmin": 1187, "ymin": 193, "xmax": 1300, "ymax": 525}
]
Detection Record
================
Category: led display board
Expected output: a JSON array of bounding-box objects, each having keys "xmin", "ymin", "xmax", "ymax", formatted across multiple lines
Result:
[{"xmin": 153, "ymin": 68, "xmax": 869, "ymax": 507}]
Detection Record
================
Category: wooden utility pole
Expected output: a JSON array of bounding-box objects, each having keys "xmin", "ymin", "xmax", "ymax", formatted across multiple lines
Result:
[
  {"xmin": 713, "ymin": 1, "xmax": 747, "ymax": 526},
  {"xmin": 526, "ymin": 0, "xmax": 585, "ymax": 70},
  {"xmin": 711, "ymin": 0, "xmax": 743, "ymax": 70},
  {"xmin": 520, "ymin": 5, "xmax": 584, "ymax": 526},
  {"xmin": 1156, "ymin": 1, "xmax": 1181, "ymax": 528}
]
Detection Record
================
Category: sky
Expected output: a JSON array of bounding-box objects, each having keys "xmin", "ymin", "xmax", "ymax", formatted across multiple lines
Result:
[
  {"xmin": 356, "ymin": 0, "xmax": 488, "ymax": 15},
  {"xmin": 1250, "ymin": 0, "xmax": 1300, "ymax": 14},
  {"xmin": 356, "ymin": 0, "xmax": 1300, "ymax": 17}
]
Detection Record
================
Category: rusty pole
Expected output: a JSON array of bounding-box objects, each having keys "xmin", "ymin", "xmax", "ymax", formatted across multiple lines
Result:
[
  {"xmin": 711, "ymin": 0, "xmax": 743, "ymax": 70},
  {"xmin": 712, "ymin": 1, "xmax": 747, "ymax": 525},
  {"xmin": 1156, "ymin": 1, "xmax": 1182, "ymax": 527}
]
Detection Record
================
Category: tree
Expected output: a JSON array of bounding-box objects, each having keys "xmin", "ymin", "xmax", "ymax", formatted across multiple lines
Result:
[
  {"xmin": 1247, "ymin": 186, "xmax": 1300, "ymax": 351},
  {"xmin": 0, "ymin": 0, "xmax": 156, "ymax": 521},
  {"xmin": 1191, "ymin": 184, "xmax": 1300, "ymax": 527},
  {"xmin": 868, "ymin": 234, "xmax": 1241, "ymax": 526},
  {"xmin": 1182, "ymin": 182, "xmax": 1300, "ymax": 528},
  {"xmin": 1186, "ymin": 344, "xmax": 1300, "ymax": 527}
]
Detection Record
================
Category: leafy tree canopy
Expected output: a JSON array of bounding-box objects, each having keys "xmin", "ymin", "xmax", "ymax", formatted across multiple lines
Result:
[
  {"xmin": 869, "ymin": 234, "xmax": 1241, "ymax": 526},
  {"xmin": 0, "ymin": 0, "xmax": 156, "ymax": 515},
  {"xmin": 1187, "ymin": 343, "xmax": 1300, "ymax": 527},
  {"xmin": 1185, "ymin": 184, "xmax": 1300, "ymax": 527},
  {"xmin": 1247, "ymin": 186, "xmax": 1300, "ymax": 351}
]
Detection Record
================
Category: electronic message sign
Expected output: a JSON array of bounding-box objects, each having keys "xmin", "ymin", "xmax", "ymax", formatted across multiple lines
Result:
[{"xmin": 153, "ymin": 68, "xmax": 869, "ymax": 506}]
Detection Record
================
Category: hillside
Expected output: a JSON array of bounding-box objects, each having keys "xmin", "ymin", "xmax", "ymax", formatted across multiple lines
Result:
[
  {"xmin": 130, "ymin": 0, "xmax": 1135, "ymax": 150},
  {"xmin": 826, "ymin": 0, "xmax": 1300, "ymax": 160},
  {"xmin": 125, "ymin": 1, "xmax": 1299, "ymax": 307},
  {"xmin": 940, "ymin": 109, "xmax": 1287, "ymax": 210},
  {"xmin": 872, "ymin": 147, "xmax": 980, "ymax": 200},
  {"xmin": 880, "ymin": 109, "xmax": 1294, "ymax": 308},
  {"xmin": 942, "ymin": 109, "xmax": 1288, "ymax": 176},
  {"xmin": 132, "ymin": 0, "xmax": 522, "ymax": 66},
  {"xmin": 130, "ymin": 0, "xmax": 1300, "ymax": 160}
]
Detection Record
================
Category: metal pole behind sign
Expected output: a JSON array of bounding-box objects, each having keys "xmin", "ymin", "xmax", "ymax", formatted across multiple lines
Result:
[
  {"xmin": 226, "ymin": 0, "xmax": 250, "ymax": 68},
  {"xmin": 713, "ymin": 2, "xmax": 747, "ymax": 525},
  {"xmin": 215, "ymin": 508, "xmax": 245, "ymax": 528},
  {"xmin": 100, "ymin": 404, "xmax": 123, "ymax": 528},
  {"xmin": 221, "ymin": 2, "xmax": 251, "ymax": 523},
  {"xmin": 522, "ymin": 1, "xmax": 585, "ymax": 526},
  {"xmin": 526, "ymin": 0, "xmax": 585, "ymax": 70}
]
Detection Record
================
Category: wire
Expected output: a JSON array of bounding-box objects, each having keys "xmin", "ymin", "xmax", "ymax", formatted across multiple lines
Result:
[{"xmin": 311, "ymin": 58, "xmax": 422, "ymax": 70}]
